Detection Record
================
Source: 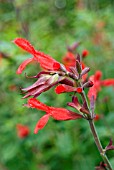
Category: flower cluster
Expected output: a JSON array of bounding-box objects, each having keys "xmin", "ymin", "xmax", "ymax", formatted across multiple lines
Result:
[
  {"xmin": 14, "ymin": 38, "xmax": 114, "ymax": 169},
  {"xmin": 14, "ymin": 38, "xmax": 114, "ymax": 134},
  {"xmin": 88, "ymin": 70, "xmax": 114, "ymax": 101},
  {"xmin": 14, "ymin": 38, "xmax": 92, "ymax": 133}
]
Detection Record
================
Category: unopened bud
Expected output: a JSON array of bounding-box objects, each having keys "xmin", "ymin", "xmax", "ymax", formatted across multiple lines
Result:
[
  {"xmin": 81, "ymin": 67, "xmax": 90, "ymax": 77},
  {"xmin": 76, "ymin": 60, "xmax": 82, "ymax": 74},
  {"xmin": 67, "ymin": 42, "xmax": 80, "ymax": 52},
  {"xmin": 83, "ymin": 80, "xmax": 94, "ymax": 88},
  {"xmin": 76, "ymin": 53, "xmax": 81, "ymax": 63}
]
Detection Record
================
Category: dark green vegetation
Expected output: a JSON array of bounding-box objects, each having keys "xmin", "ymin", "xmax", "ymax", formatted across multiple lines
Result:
[{"xmin": 0, "ymin": 0, "xmax": 114, "ymax": 169}]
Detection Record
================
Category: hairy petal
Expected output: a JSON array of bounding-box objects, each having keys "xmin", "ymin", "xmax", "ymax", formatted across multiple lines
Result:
[
  {"xmin": 16, "ymin": 58, "xmax": 34, "ymax": 74},
  {"xmin": 36, "ymin": 52, "xmax": 60, "ymax": 71},
  {"xmin": 14, "ymin": 38, "xmax": 61, "ymax": 71},
  {"xmin": 28, "ymin": 98, "xmax": 49, "ymax": 112},
  {"xmin": 27, "ymin": 98, "xmax": 82, "ymax": 121},
  {"xmin": 13, "ymin": 38, "xmax": 36, "ymax": 55},
  {"xmin": 34, "ymin": 114, "xmax": 50, "ymax": 134},
  {"xmin": 49, "ymin": 107, "xmax": 83, "ymax": 120}
]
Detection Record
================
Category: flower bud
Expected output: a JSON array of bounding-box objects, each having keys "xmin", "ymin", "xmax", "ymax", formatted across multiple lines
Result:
[
  {"xmin": 81, "ymin": 67, "xmax": 90, "ymax": 77},
  {"xmin": 83, "ymin": 80, "xmax": 94, "ymax": 88},
  {"xmin": 76, "ymin": 60, "xmax": 82, "ymax": 74}
]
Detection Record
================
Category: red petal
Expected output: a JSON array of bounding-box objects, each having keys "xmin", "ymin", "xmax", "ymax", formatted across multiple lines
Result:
[
  {"xmin": 49, "ymin": 107, "xmax": 82, "ymax": 120},
  {"xmin": 53, "ymin": 62, "xmax": 60, "ymax": 70},
  {"xmin": 62, "ymin": 52, "xmax": 76, "ymax": 71},
  {"xmin": 16, "ymin": 58, "xmax": 33, "ymax": 74},
  {"xmin": 13, "ymin": 38, "xmax": 36, "ymax": 55},
  {"xmin": 14, "ymin": 38, "xmax": 60, "ymax": 71},
  {"xmin": 28, "ymin": 98, "xmax": 49, "ymax": 112},
  {"xmin": 37, "ymin": 53, "xmax": 60, "ymax": 71},
  {"xmin": 55, "ymin": 84, "xmax": 76, "ymax": 94},
  {"xmin": 28, "ymin": 98, "xmax": 82, "ymax": 121},
  {"xmin": 88, "ymin": 86, "xmax": 97, "ymax": 101},
  {"xmin": 34, "ymin": 114, "xmax": 50, "ymax": 134},
  {"xmin": 94, "ymin": 71, "xmax": 102, "ymax": 81},
  {"xmin": 101, "ymin": 79, "xmax": 114, "ymax": 86},
  {"xmin": 55, "ymin": 85, "xmax": 82, "ymax": 94},
  {"xmin": 62, "ymin": 52, "xmax": 75, "ymax": 64}
]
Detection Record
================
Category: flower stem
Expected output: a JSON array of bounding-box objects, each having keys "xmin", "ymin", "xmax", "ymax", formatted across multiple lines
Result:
[
  {"xmin": 89, "ymin": 120, "xmax": 113, "ymax": 170},
  {"xmin": 79, "ymin": 85, "xmax": 113, "ymax": 169},
  {"xmin": 72, "ymin": 78, "xmax": 113, "ymax": 169}
]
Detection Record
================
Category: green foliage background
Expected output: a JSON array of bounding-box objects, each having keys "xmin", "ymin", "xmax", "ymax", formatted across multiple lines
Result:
[{"xmin": 0, "ymin": 0, "xmax": 114, "ymax": 169}]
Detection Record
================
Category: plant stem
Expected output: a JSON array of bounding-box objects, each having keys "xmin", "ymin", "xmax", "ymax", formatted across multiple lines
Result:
[
  {"xmin": 73, "ymin": 78, "xmax": 113, "ymax": 169},
  {"xmin": 79, "ymin": 85, "xmax": 113, "ymax": 169},
  {"xmin": 89, "ymin": 120, "xmax": 113, "ymax": 170}
]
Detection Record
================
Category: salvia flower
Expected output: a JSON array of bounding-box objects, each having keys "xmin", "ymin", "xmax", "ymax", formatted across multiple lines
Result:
[
  {"xmin": 27, "ymin": 98, "xmax": 83, "ymax": 134},
  {"xmin": 88, "ymin": 70, "xmax": 114, "ymax": 101},
  {"xmin": 13, "ymin": 38, "xmax": 60, "ymax": 74}
]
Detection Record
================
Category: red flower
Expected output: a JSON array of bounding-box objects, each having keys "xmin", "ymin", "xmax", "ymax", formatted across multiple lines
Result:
[
  {"xmin": 88, "ymin": 70, "xmax": 114, "ymax": 101},
  {"xmin": 55, "ymin": 84, "xmax": 82, "ymax": 94},
  {"xmin": 62, "ymin": 52, "xmax": 76, "ymax": 71},
  {"xmin": 82, "ymin": 49, "xmax": 89, "ymax": 58},
  {"xmin": 27, "ymin": 98, "xmax": 83, "ymax": 134},
  {"xmin": 16, "ymin": 124, "xmax": 30, "ymax": 138},
  {"xmin": 13, "ymin": 38, "xmax": 60, "ymax": 74}
]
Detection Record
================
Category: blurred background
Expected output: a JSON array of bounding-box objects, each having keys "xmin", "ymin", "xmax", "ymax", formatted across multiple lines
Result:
[{"xmin": 0, "ymin": 0, "xmax": 114, "ymax": 169}]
